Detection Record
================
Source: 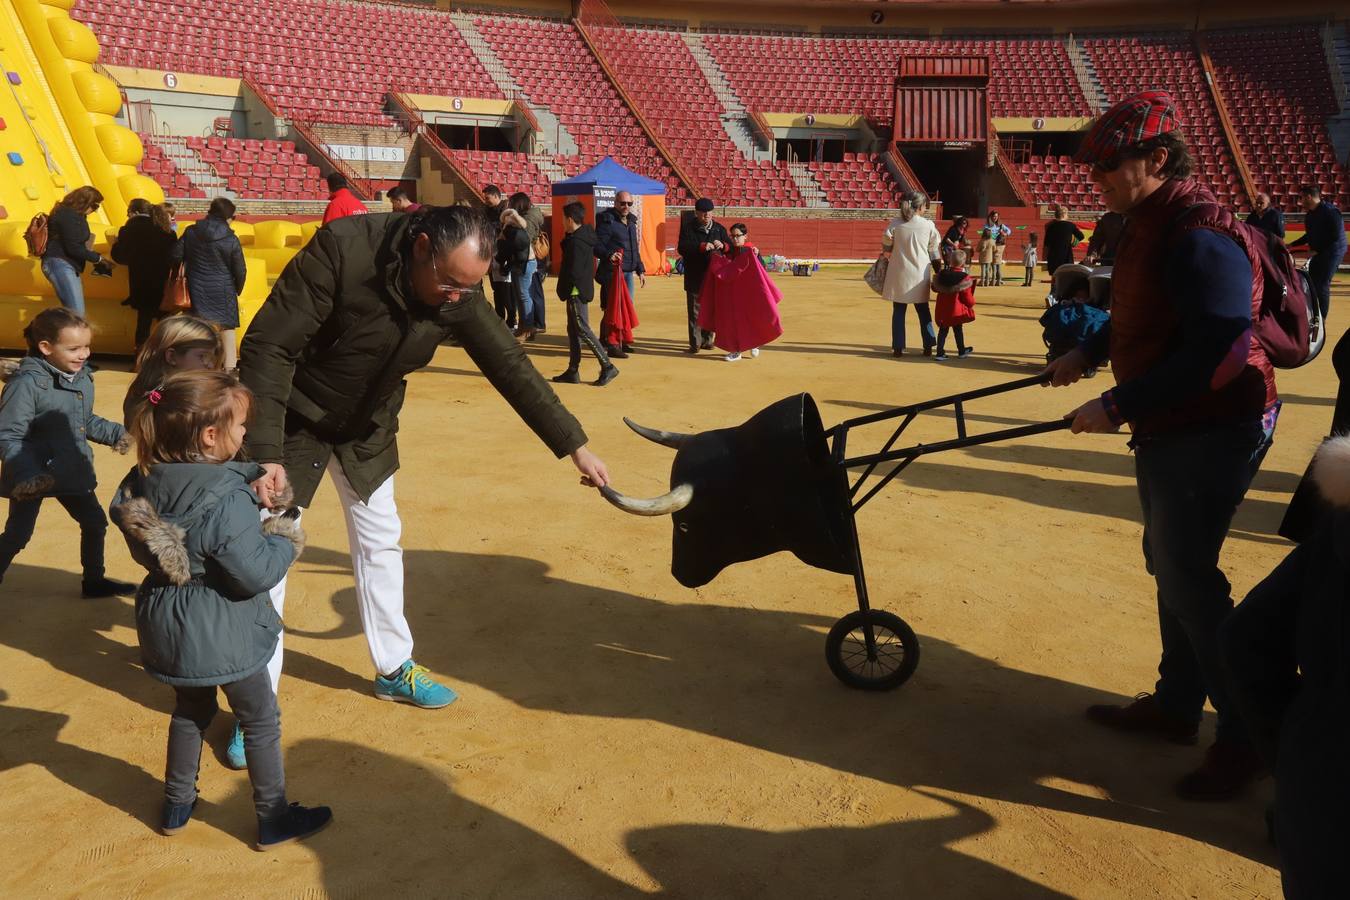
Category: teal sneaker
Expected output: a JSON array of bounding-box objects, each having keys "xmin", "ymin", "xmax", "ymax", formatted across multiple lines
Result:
[
  {"xmin": 226, "ymin": 722, "xmax": 247, "ymax": 770},
  {"xmin": 373, "ymin": 660, "xmax": 458, "ymax": 709}
]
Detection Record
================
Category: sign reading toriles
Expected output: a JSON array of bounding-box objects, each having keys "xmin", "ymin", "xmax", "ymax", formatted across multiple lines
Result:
[{"xmin": 322, "ymin": 144, "xmax": 407, "ymax": 163}]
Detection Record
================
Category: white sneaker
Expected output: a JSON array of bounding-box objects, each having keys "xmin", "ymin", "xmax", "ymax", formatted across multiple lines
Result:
[
  {"xmin": 724, "ymin": 352, "xmax": 741, "ymax": 362},
  {"xmin": 749, "ymin": 347, "xmax": 760, "ymax": 358}
]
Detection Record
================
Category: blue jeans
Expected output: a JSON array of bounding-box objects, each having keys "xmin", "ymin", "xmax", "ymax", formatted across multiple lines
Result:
[
  {"xmin": 41, "ymin": 257, "xmax": 85, "ymax": 316},
  {"xmin": 1133, "ymin": 418, "xmax": 1274, "ymax": 743},
  {"xmin": 891, "ymin": 302, "xmax": 934, "ymax": 352},
  {"xmin": 530, "ymin": 264, "xmax": 547, "ymax": 330},
  {"xmin": 517, "ymin": 259, "xmax": 536, "ymax": 327}
]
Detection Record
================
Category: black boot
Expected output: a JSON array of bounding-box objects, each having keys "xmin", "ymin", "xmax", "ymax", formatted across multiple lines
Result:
[
  {"xmin": 594, "ymin": 365, "xmax": 619, "ymax": 387},
  {"xmin": 551, "ymin": 370, "xmax": 580, "ymax": 384}
]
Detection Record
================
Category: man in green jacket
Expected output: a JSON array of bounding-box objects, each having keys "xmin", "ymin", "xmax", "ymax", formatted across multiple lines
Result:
[{"xmin": 239, "ymin": 206, "xmax": 610, "ymax": 723}]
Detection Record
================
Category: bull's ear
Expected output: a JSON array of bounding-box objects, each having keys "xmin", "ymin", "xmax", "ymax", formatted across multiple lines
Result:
[
  {"xmin": 599, "ymin": 484, "xmax": 693, "ymax": 517},
  {"xmin": 623, "ymin": 418, "xmax": 690, "ymax": 450}
]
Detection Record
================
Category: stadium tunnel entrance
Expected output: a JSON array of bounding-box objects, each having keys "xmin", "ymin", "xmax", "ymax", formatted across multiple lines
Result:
[{"xmin": 903, "ymin": 147, "xmax": 985, "ymax": 217}]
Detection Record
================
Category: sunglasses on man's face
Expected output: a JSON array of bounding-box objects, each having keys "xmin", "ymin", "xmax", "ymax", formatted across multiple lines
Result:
[{"xmin": 616, "ymin": 201, "xmax": 633, "ymax": 207}]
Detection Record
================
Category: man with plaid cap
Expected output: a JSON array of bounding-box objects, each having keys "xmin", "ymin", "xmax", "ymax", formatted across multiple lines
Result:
[{"xmin": 1046, "ymin": 90, "xmax": 1278, "ymax": 801}]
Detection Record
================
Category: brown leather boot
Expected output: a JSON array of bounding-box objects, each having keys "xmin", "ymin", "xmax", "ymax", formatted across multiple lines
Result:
[
  {"xmin": 1085, "ymin": 692, "xmax": 1199, "ymax": 745},
  {"xmin": 1174, "ymin": 741, "xmax": 1266, "ymax": 801}
]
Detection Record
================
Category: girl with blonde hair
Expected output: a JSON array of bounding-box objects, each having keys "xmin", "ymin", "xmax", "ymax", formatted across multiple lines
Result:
[{"xmin": 124, "ymin": 315, "xmax": 225, "ymax": 426}]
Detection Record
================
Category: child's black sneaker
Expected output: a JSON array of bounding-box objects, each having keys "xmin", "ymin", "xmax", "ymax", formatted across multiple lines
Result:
[
  {"xmin": 161, "ymin": 798, "xmax": 197, "ymax": 836},
  {"xmin": 256, "ymin": 803, "xmax": 333, "ymax": 850},
  {"xmin": 82, "ymin": 577, "xmax": 136, "ymax": 598},
  {"xmin": 934, "ymin": 352, "xmax": 948, "ymax": 361},
  {"xmin": 958, "ymin": 347, "xmax": 974, "ymax": 359}
]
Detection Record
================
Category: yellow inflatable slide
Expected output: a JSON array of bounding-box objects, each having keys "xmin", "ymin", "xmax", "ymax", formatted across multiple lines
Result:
[{"xmin": 0, "ymin": 0, "xmax": 298, "ymax": 354}]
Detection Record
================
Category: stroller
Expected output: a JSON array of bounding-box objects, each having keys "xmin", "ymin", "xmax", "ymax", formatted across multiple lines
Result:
[{"xmin": 1040, "ymin": 263, "xmax": 1111, "ymax": 370}]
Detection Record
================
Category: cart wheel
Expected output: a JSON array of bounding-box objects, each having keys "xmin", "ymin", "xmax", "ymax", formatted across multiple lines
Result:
[{"xmin": 825, "ymin": 610, "xmax": 920, "ymax": 691}]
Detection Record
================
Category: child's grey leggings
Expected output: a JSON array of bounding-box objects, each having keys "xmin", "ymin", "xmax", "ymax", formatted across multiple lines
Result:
[{"xmin": 166, "ymin": 668, "xmax": 286, "ymax": 819}]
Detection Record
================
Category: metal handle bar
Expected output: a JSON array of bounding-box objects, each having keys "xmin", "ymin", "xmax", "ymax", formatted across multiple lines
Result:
[
  {"xmin": 829, "ymin": 373, "xmax": 1052, "ymax": 434},
  {"xmin": 841, "ymin": 417, "xmax": 1072, "ymax": 469}
]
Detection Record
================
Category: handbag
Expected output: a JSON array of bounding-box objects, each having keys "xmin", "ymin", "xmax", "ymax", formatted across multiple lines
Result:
[
  {"xmin": 160, "ymin": 262, "xmax": 190, "ymax": 313},
  {"xmin": 863, "ymin": 255, "xmax": 888, "ymax": 295}
]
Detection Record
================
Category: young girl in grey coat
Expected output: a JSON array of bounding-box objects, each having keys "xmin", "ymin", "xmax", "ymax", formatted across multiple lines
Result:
[
  {"xmin": 0, "ymin": 307, "xmax": 133, "ymax": 596},
  {"xmin": 111, "ymin": 369, "xmax": 331, "ymax": 849}
]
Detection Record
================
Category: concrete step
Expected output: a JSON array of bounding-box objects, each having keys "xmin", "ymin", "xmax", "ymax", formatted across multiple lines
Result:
[
  {"xmin": 785, "ymin": 162, "xmax": 830, "ymax": 209},
  {"xmin": 447, "ymin": 13, "xmax": 577, "ymax": 157},
  {"xmin": 681, "ymin": 32, "xmax": 762, "ymax": 161}
]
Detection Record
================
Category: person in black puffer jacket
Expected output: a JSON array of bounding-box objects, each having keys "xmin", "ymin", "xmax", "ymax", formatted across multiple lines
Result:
[
  {"xmin": 41, "ymin": 186, "xmax": 112, "ymax": 316},
  {"xmin": 174, "ymin": 197, "xmax": 246, "ymax": 368},
  {"xmin": 497, "ymin": 208, "xmax": 533, "ymax": 341},
  {"xmin": 112, "ymin": 200, "xmax": 179, "ymax": 350}
]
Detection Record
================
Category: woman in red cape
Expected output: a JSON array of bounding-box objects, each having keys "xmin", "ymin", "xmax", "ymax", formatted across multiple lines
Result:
[
  {"xmin": 600, "ymin": 249, "xmax": 639, "ymax": 349},
  {"xmin": 696, "ymin": 223, "xmax": 783, "ymax": 361}
]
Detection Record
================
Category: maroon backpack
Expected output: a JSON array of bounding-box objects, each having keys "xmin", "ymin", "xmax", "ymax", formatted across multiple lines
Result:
[{"xmin": 1176, "ymin": 204, "xmax": 1323, "ymax": 369}]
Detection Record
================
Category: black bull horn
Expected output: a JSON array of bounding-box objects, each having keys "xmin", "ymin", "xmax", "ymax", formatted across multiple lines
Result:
[{"xmin": 616, "ymin": 394, "xmax": 857, "ymax": 588}]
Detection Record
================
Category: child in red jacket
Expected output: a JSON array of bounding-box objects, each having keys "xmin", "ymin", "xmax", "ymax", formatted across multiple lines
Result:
[{"xmin": 931, "ymin": 249, "xmax": 976, "ymax": 360}]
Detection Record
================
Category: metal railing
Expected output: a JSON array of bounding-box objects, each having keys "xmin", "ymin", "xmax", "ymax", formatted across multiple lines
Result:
[
  {"xmin": 241, "ymin": 75, "xmax": 376, "ymax": 200},
  {"xmin": 387, "ymin": 92, "xmax": 484, "ymax": 204}
]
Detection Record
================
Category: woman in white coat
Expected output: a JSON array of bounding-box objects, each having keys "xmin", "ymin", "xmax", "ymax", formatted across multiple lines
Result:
[{"xmin": 880, "ymin": 191, "xmax": 942, "ymax": 356}]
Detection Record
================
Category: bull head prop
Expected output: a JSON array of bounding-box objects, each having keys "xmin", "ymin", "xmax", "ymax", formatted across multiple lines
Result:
[{"xmin": 603, "ymin": 394, "xmax": 857, "ymax": 588}]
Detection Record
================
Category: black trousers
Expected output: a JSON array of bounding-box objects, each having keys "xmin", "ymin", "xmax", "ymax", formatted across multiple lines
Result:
[
  {"xmin": 492, "ymin": 282, "xmax": 515, "ymax": 328},
  {"xmin": 565, "ymin": 300, "xmax": 610, "ymax": 372},
  {"xmin": 685, "ymin": 290, "xmax": 713, "ymax": 350},
  {"xmin": 0, "ymin": 492, "xmax": 107, "ymax": 582}
]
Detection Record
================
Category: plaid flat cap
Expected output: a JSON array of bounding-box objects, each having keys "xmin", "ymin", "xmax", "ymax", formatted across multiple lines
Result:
[{"xmin": 1073, "ymin": 90, "xmax": 1182, "ymax": 164}]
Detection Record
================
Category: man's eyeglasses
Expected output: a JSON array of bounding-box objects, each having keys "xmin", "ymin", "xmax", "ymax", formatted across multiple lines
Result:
[
  {"xmin": 1090, "ymin": 158, "xmax": 1124, "ymax": 175},
  {"xmin": 429, "ymin": 253, "xmax": 474, "ymax": 300}
]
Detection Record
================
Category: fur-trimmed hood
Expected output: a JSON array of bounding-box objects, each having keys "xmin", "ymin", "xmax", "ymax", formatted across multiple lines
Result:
[
  {"xmin": 932, "ymin": 268, "xmax": 976, "ymax": 294},
  {"xmin": 1312, "ymin": 435, "xmax": 1350, "ymax": 509}
]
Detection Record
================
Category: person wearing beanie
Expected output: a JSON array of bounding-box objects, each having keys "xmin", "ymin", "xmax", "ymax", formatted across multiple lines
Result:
[
  {"xmin": 1045, "ymin": 90, "xmax": 1279, "ymax": 802},
  {"xmin": 677, "ymin": 198, "xmax": 730, "ymax": 353}
]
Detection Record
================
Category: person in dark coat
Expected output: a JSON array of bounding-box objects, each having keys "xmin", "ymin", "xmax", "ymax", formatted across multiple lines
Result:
[
  {"xmin": 1043, "ymin": 205, "xmax": 1085, "ymax": 275},
  {"xmin": 482, "ymin": 184, "xmax": 507, "ymax": 230},
  {"xmin": 551, "ymin": 202, "xmax": 616, "ymax": 387},
  {"xmin": 594, "ymin": 192, "xmax": 646, "ymax": 357},
  {"xmin": 1246, "ymin": 192, "xmax": 1286, "ymax": 240},
  {"xmin": 1279, "ymin": 327, "xmax": 1350, "ymax": 542},
  {"xmin": 239, "ymin": 206, "xmax": 612, "ymax": 716},
  {"xmin": 1085, "ymin": 211, "xmax": 1126, "ymax": 265},
  {"xmin": 1289, "ymin": 184, "xmax": 1347, "ymax": 320},
  {"xmin": 497, "ymin": 208, "xmax": 534, "ymax": 341},
  {"xmin": 112, "ymin": 200, "xmax": 179, "ymax": 351},
  {"xmin": 174, "ymin": 197, "xmax": 246, "ymax": 369},
  {"xmin": 512, "ymin": 192, "xmax": 548, "ymax": 333},
  {"xmin": 940, "ymin": 215, "xmax": 969, "ymax": 269},
  {"xmin": 677, "ymin": 198, "xmax": 730, "ymax": 353},
  {"xmin": 1220, "ymin": 436, "xmax": 1350, "ymax": 900},
  {"xmin": 41, "ymin": 186, "xmax": 113, "ymax": 316}
]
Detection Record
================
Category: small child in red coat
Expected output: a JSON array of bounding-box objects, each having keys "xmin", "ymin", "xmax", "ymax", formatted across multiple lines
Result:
[{"xmin": 931, "ymin": 249, "xmax": 976, "ymax": 360}]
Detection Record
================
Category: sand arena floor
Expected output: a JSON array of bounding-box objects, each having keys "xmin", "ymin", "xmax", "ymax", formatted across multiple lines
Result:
[{"xmin": 1, "ymin": 265, "xmax": 1343, "ymax": 898}]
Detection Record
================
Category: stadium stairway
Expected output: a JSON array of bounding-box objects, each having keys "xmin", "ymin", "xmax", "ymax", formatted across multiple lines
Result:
[
  {"xmin": 1326, "ymin": 24, "xmax": 1350, "ymax": 165},
  {"xmin": 680, "ymin": 33, "xmax": 762, "ymax": 159},
  {"xmin": 1065, "ymin": 34, "xmax": 1108, "ymax": 114},
  {"xmin": 145, "ymin": 136, "xmax": 235, "ymax": 200}
]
